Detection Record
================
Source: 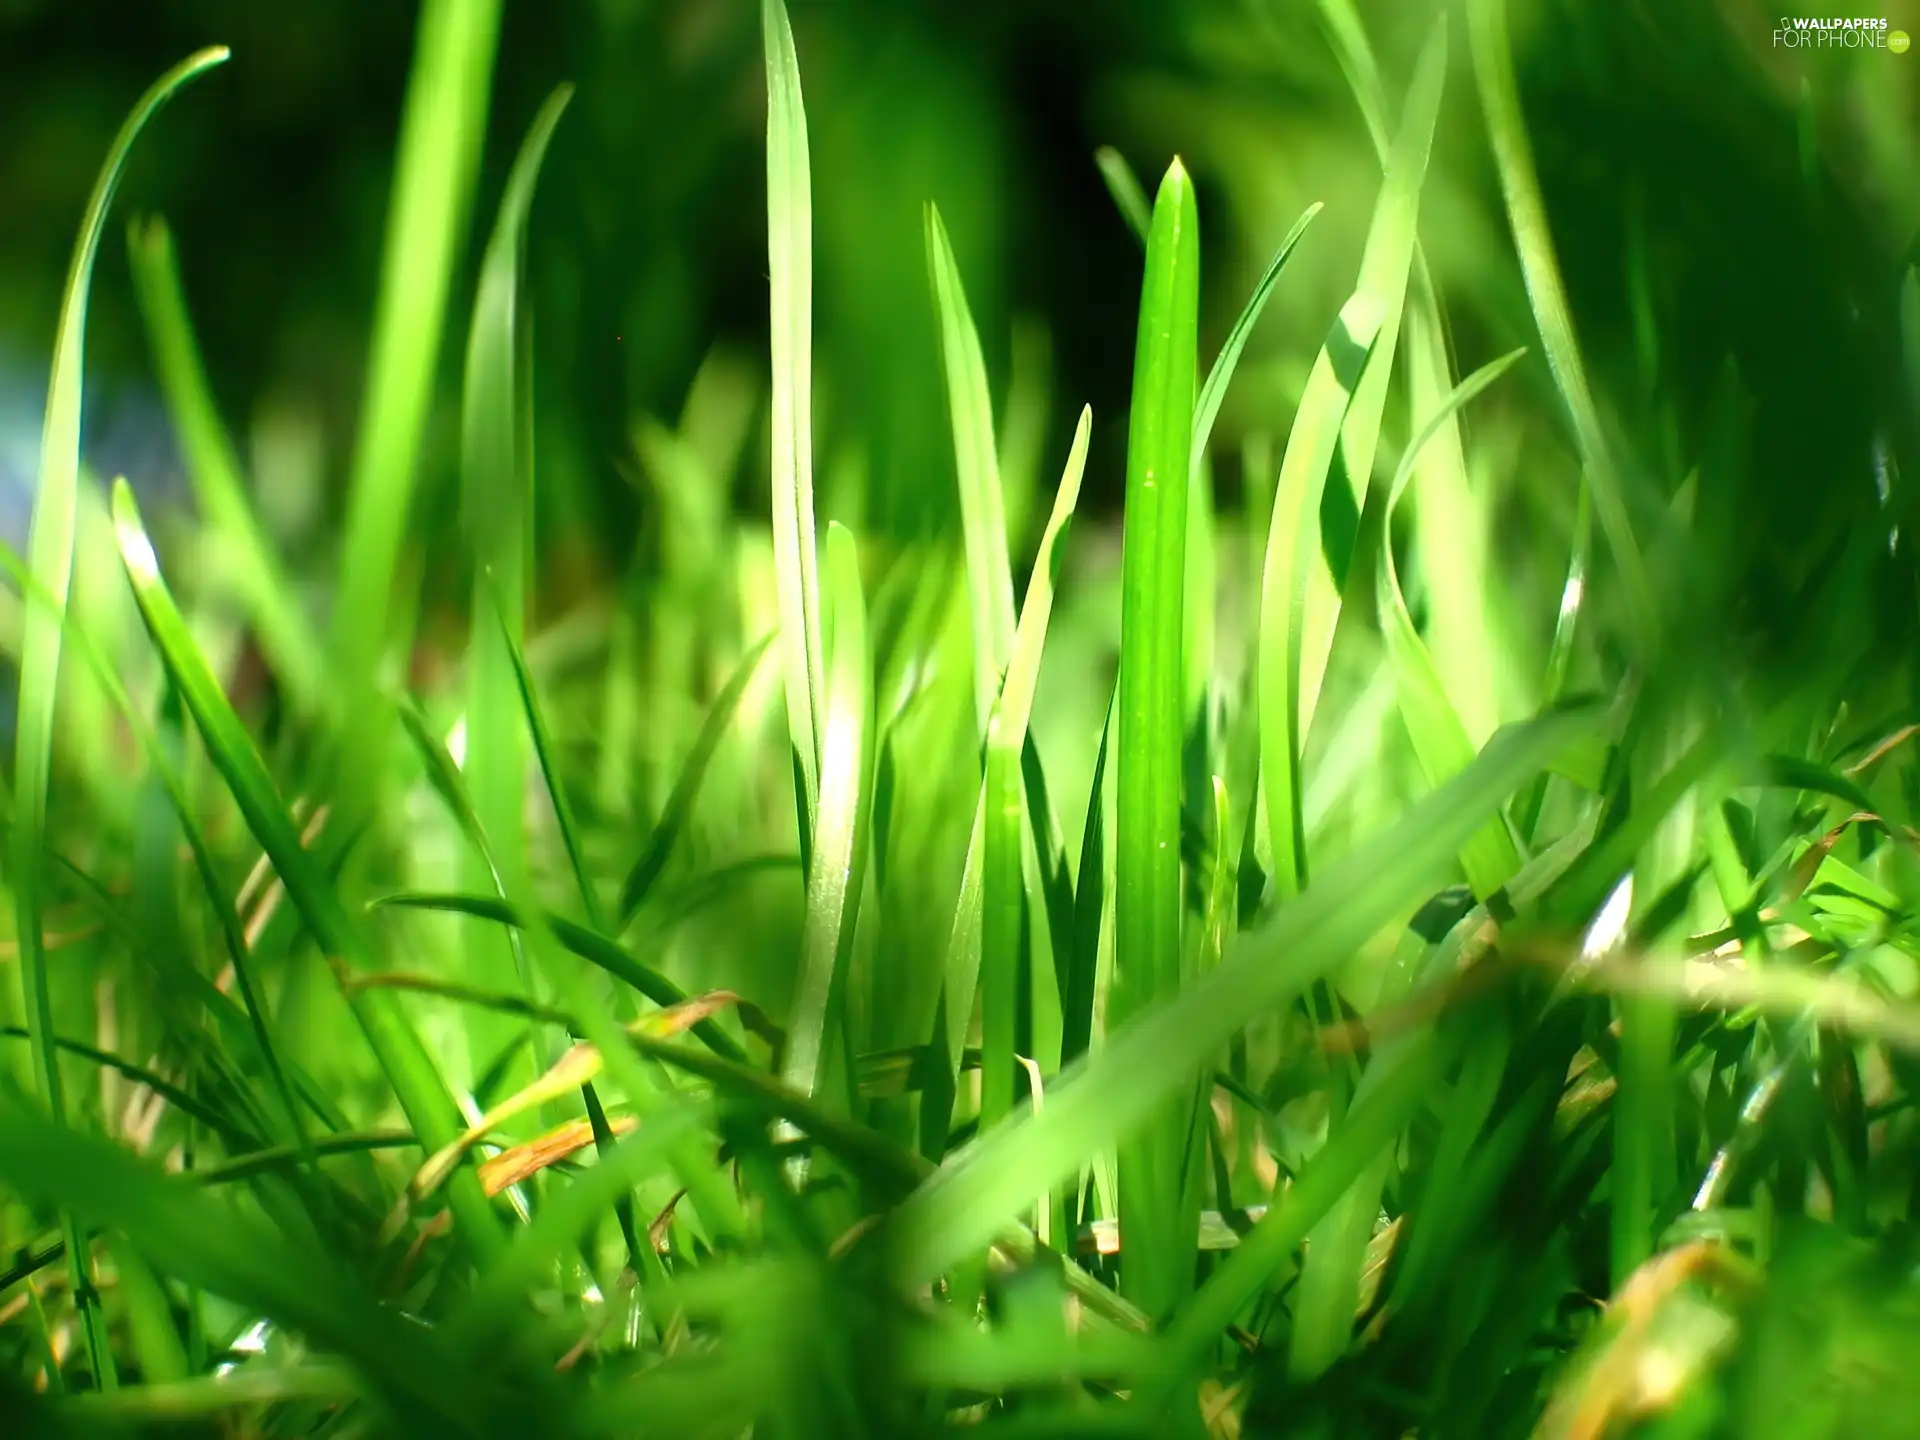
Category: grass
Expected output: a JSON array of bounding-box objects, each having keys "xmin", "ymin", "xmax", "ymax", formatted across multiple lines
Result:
[{"xmin": 1, "ymin": 1, "xmax": 1918, "ymax": 1436}]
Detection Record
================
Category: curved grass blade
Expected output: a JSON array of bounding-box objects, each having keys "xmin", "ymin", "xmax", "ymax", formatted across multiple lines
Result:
[
  {"xmin": 330, "ymin": 0, "xmax": 503, "ymax": 694},
  {"xmin": 1467, "ymin": 0, "xmax": 1653, "ymax": 639},
  {"xmin": 927, "ymin": 203, "xmax": 1017, "ymax": 736},
  {"xmin": 461, "ymin": 84, "xmax": 572, "ymax": 1045},
  {"xmin": 1094, "ymin": 147, "xmax": 1152, "ymax": 248},
  {"xmin": 764, "ymin": 0, "xmax": 826, "ymax": 831},
  {"xmin": 0, "ymin": 1028, "xmax": 257, "ymax": 1149},
  {"xmin": 981, "ymin": 408, "xmax": 1091, "ymax": 1136},
  {"xmin": 11, "ymin": 46, "xmax": 230, "ymax": 1389},
  {"xmin": 126, "ymin": 216, "xmax": 328, "ymax": 718},
  {"xmin": 1112, "ymin": 159, "xmax": 1200, "ymax": 1321},
  {"xmin": 617, "ymin": 633, "xmax": 778, "ymax": 926},
  {"xmin": 1376, "ymin": 349, "xmax": 1529, "ymax": 899},
  {"xmin": 780, "ymin": 523, "xmax": 873, "ymax": 1118},
  {"xmin": 110, "ymin": 482, "xmax": 506, "ymax": 1269},
  {"xmin": 1191, "ymin": 202, "xmax": 1323, "ymax": 481},
  {"xmin": 883, "ymin": 705, "xmax": 1596, "ymax": 1288},
  {"xmin": 368, "ymin": 892, "xmax": 755, "ymax": 1063}
]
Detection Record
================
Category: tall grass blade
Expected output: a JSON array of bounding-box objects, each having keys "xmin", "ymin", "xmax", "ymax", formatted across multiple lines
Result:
[
  {"xmin": 110, "ymin": 482, "xmax": 506, "ymax": 1268},
  {"xmin": 331, "ymin": 0, "xmax": 503, "ymax": 695},
  {"xmin": 12, "ymin": 45, "xmax": 229, "ymax": 1390},
  {"xmin": 126, "ymin": 216, "xmax": 328, "ymax": 718},
  {"xmin": 1094, "ymin": 147, "xmax": 1152, "ymax": 248},
  {"xmin": 1467, "ymin": 0, "xmax": 1654, "ymax": 638},
  {"xmin": 764, "ymin": 0, "xmax": 827, "ymax": 831},
  {"xmin": 927, "ymin": 203, "xmax": 1018, "ymax": 736},
  {"xmin": 1113, "ymin": 159, "xmax": 1200, "ymax": 1321},
  {"xmin": 982, "ymin": 409, "xmax": 1091, "ymax": 1135}
]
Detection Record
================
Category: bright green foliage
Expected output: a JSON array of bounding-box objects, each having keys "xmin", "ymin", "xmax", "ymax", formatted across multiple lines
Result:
[{"xmin": 4, "ymin": 5, "xmax": 1920, "ymax": 1437}]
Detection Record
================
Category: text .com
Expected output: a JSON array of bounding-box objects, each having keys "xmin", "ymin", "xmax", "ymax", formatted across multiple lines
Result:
[{"xmin": 1774, "ymin": 17, "xmax": 1910, "ymax": 50}]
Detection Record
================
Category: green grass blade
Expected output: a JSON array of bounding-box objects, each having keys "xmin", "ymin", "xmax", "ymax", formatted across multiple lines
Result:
[
  {"xmin": 460, "ymin": 84, "xmax": 572, "ymax": 1054},
  {"xmin": 618, "ymin": 634, "xmax": 778, "ymax": 926},
  {"xmin": 982, "ymin": 408, "xmax": 1091, "ymax": 1134},
  {"xmin": 1094, "ymin": 146, "xmax": 1152, "ymax": 247},
  {"xmin": 883, "ymin": 704, "xmax": 1595, "ymax": 1287},
  {"xmin": 369, "ymin": 892, "xmax": 753, "ymax": 1063},
  {"xmin": 1376, "ymin": 349, "xmax": 1529, "ymax": 899},
  {"xmin": 12, "ymin": 46, "xmax": 229, "ymax": 1390},
  {"xmin": 764, "ymin": 0, "xmax": 826, "ymax": 832},
  {"xmin": 330, "ymin": 0, "xmax": 503, "ymax": 694},
  {"xmin": 1191, "ymin": 202, "xmax": 1323, "ymax": 480},
  {"xmin": 125, "ymin": 216, "xmax": 328, "ymax": 719},
  {"xmin": 1467, "ymin": 0, "xmax": 1653, "ymax": 639},
  {"xmin": 1257, "ymin": 294, "xmax": 1385, "ymax": 893},
  {"xmin": 927, "ymin": 203, "xmax": 1018, "ymax": 736},
  {"xmin": 1113, "ymin": 159, "xmax": 1200, "ymax": 1321},
  {"xmin": 1061, "ymin": 687, "xmax": 1116, "ymax": 1067},
  {"xmin": 780, "ymin": 523, "xmax": 873, "ymax": 1112},
  {"xmin": 1296, "ymin": 21, "xmax": 1448, "ymax": 764},
  {"xmin": 109, "ymin": 482, "xmax": 506, "ymax": 1269}
]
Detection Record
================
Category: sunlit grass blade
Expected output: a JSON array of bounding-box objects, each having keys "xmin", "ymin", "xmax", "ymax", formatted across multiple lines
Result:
[
  {"xmin": 1257, "ymin": 293, "xmax": 1385, "ymax": 894},
  {"xmin": 1376, "ymin": 348, "xmax": 1529, "ymax": 899},
  {"xmin": 12, "ymin": 46, "xmax": 229, "ymax": 1389},
  {"xmin": 764, "ymin": 0, "xmax": 826, "ymax": 832},
  {"xmin": 1094, "ymin": 146, "xmax": 1152, "ymax": 247},
  {"xmin": 1191, "ymin": 202, "xmax": 1323, "ymax": 480},
  {"xmin": 460, "ymin": 84, "xmax": 572, "ymax": 1059},
  {"xmin": 126, "ymin": 215, "xmax": 328, "ymax": 719},
  {"xmin": 1113, "ymin": 159, "xmax": 1200, "ymax": 1321},
  {"xmin": 884, "ymin": 704, "xmax": 1596, "ymax": 1287},
  {"xmin": 330, "ymin": 0, "xmax": 503, "ymax": 695},
  {"xmin": 982, "ymin": 409, "xmax": 1091, "ymax": 1136},
  {"xmin": 110, "ymin": 481, "xmax": 506, "ymax": 1268},
  {"xmin": 1467, "ymin": 0, "xmax": 1653, "ymax": 639},
  {"xmin": 618, "ymin": 633, "xmax": 778, "ymax": 926},
  {"xmin": 779, "ymin": 523, "xmax": 873, "ymax": 1118},
  {"xmin": 927, "ymin": 203, "xmax": 1018, "ymax": 736},
  {"xmin": 1296, "ymin": 21, "xmax": 1447, "ymax": 773}
]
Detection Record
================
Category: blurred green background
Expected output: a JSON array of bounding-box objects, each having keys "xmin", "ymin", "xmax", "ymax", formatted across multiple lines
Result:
[{"xmin": 2, "ymin": 0, "xmax": 1911, "ymax": 596}]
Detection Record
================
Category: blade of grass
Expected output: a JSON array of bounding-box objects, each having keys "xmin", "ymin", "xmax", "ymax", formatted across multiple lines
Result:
[
  {"xmin": 764, "ymin": 0, "xmax": 826, "ymax": 834},
  {"xmin": 780, "ymin": 523, "xmax": 873, "ymax": 1119},
  {"xmin": 1061, "ymin": 686, "xmax": 1116, "ymax": 1068},
  {"xmin": 12, "ymin": 47, "xmax": 229, "ymax": 1390},
  {"xmin": 125, "ymin": 216, "xmax": 328, "ymax": 719},
  {"xmin": 1376, "ymin": 349, "xmax": 1529, "ymax": 899},
  {"xmin": 1094, "ymin": 147, "xmax": 1152, "ymax": 248},
  {"xmin": 460, "ymin": 84, "xmax": 573, "ymax": 1064},
  {"xmin": 1256, "ymin": 292, "xmax": 1385, "ymax": 890},
  {"xmin": 617, "ymin": 633, "xmax": 778, "ymax": 926},
  {"xmin": 1113, "ymin": 158, "xmax": 1200, "ymax": 1322},
  {"xmin": 330, "ymin": 0, "xmax": 503, "ymax": 694},
  {"xmin": 1467, "ymin": 0, "xmax": 1653, "ymax": 640},
  {"xmin": 110, "ymin": 481, "xmax": 506, "ymax": 1269},
  {"xmin": 1191, "ymin": 202, "xmax": 1323, "ymax": 481},
  {"xmin": 927, "ymin": 203, "xmax": 1018, "ymax": 737},
  {"xmin": 982, "ymin": 409, "xmax": 1091, "ymax": 1137},
  {"xmin": 883, "ymin": 704, "xmax": 1595, "ymax": 1287}
]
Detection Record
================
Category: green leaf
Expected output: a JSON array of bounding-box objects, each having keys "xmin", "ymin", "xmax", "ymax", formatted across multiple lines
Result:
[
  {"xmin": 780, "ymin": 523, "xmax": 874, "ymax": 1114},
  {"xmin": 764, "ymin": 0, "xmax": 826, "ymax": 832},
  {"xmin": 1467, "ymin": 0, "xmax": 1653, "ymax": 639},
  {"xmin": 927, "ymin": 203, "xmax": 1018, "ymax": 737},
  {"xmin": 1113, "ymin": 158, "xmax": 1201, "ymax": 1321},
  {"xmin": 1094, "ymin": 146, "xmax": 1153, "ymax": 247},
  {"xmin": 125, "ymin": 216, "xmax": 328, "ymax": 719},
  {"xmin": 883, "ymin": 705, "xmax": 1596, "ymax": 1289},
  {"xmin": 1376, "ymin": 349, "xmax": 1529, "ymax": 899},
  {"xmin": 110, "ymin": 481, "xmax": 506, "ymax": 1270},
  {"xmin": 12, "ymin": 47, "xmax": 229, "ymax": 1389}
]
